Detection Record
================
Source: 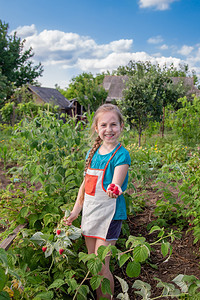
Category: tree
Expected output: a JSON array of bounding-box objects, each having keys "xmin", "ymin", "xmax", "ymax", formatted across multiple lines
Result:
[
  {"xmin": 59, "ymin": 72, "xmax": 108, "ymax": 113},
  {"xmin": 0, "ymin": 20, "xmax": 43, "ymax": 102},
  {"xmin": 0, "ymin": 68, "xmax": 7, "ymax": 108},
  {"xmin": 116, "ymin": 61, "xmax": 191, "ymax": 143},
  {"xmin": 117, "ymin": 62, "xmax": 164, "ymax": 145}
]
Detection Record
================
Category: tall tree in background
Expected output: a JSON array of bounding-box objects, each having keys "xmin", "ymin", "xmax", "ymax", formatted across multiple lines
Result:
[
  {"xmin": 59, "ymin": 72, "xmax": 108, "ymax": 113},
  {"xmin": 117, "ymin": 62, "xmax": 164, "ymax": 145},
  {"xmin": 0, "ymin": 20, "xmax": 43, "ymax": 104},
  {"xmin": 116, "ymin": 61, "xmax": 190, "ymax": 142}
]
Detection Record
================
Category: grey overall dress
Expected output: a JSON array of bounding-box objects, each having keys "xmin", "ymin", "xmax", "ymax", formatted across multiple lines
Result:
[{"xmin": 81, "ymin": 144, "xmax": 122, "ymax": 241}]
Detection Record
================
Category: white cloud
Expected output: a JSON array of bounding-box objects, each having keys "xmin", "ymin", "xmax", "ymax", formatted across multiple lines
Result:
[
  {"xmin": 12, "ymin": 25, "xmax": 200, "ymax": 88},
  {"xmin": 11, "ymin": 24, "xmax": 37, "ymax": 38},
  {"xmin": 76, "ymin": 52, "xmax": 182, "ymax": 74},
  {"xmin": 178, "ymin": 45, "xmax": 194, "ymax": 56},
  {"xmin": 147, "ymin": 35, "xmax": 163, "ymax": 44},
  {"xmin": 160, "ymin": 44, "xmax": 169, "ymax": 50},
  {"xmin": 139, "ymin": 0, "xmax": 178, "ymax": 10}
]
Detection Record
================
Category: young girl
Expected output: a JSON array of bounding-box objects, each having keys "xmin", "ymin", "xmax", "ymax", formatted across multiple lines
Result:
[{"xmin": 64, "ymin": 103, "xmax": 131, "ymax": 299}]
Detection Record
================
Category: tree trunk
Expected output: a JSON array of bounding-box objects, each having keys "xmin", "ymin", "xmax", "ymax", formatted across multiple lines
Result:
[{"xmin": 161, "ymin": 106, "xmax": 165, "ymax": 138}]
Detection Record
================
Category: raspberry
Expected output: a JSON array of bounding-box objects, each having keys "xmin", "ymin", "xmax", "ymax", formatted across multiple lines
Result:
[
  {"xmin": 108, "ymin": 183, "xmax": 115, "ymax": 191},
  {"xmin": 59, "ymin": 248, "xmax": 64, "ymax": 255},
  {"xmin": 108, "ymin": 186, "xmax": 114, "ymax": 191},
  {"xmin": 42, "ymin": 246, "xmax": 47, "ymax": 252},
  {"xmin": 57, "ymin": 229, "xmax": 61, "ymax": 235},
  {"xmin": 113, "ymin": 186, "xmax": 119, "ymax": 195}
]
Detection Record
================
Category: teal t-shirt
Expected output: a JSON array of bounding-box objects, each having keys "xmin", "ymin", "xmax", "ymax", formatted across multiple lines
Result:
[{"xmin": 86, "ymin": 143, "xmax": 131, "ymax": 220}]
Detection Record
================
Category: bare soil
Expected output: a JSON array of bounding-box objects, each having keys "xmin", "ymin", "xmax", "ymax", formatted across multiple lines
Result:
[{"xmin": 0, "ymin": 162, "xmax": 200, "ymax": 299}]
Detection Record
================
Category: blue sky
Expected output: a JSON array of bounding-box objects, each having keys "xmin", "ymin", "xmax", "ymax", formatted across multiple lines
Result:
[{"xmin": 1, "ymin": 0, "xmax": 200, "ymax": 88}]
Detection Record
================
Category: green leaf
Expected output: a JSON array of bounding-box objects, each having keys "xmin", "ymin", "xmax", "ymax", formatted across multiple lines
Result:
[
  {"xmin": 28, "ymin": 214, "xmax": 39, "ymax": 228},
  {"xmin": 54, "ymin": 174, "xmax": 62, "ymax": 183},
  {"xmin": 48, "ymin": 279, "xmax": 65, "ymax": 290},
  {"xmin": 34, "ymin": 290, "xmax": 54, "ymax": 299},
  {"xmin": 102, "ymin": 245, "xmax": 112, "ymax": 261},
  {"xmin": 0, "ymin": 267, "xmax": 7, "ymax": 291},
  {"xmin": 0, "ymin": 249, "xmax": 8, "ymax": 266},
  {"xmin": 126, "ymin": 261, "xmax": 141, "ymax": 278},
  {"xmin": 118, "ymin": 253, "xmax": 130, "ymax": 267},
  {"xmin": 20, "ymin": 206, "xmax": 29, "ymax": 218},
  {"xmin": 172, "ymin": 274, "xmax": 189, "ymax": 293},
  {"xmin": 77, "ymin": 285, "xmax": 89, "ymax": 299},
  {"xmin": 43, "ymin": 214, "xmax": 54, "ymax": 227},
  {"xmin": 101, "ymin": 277, "xmax": 112, "ymax": 296},
  {"xmin": 133, "ymin": 244, "xmax": 150, "ymax": 262},
  {"xmin": 149, "ymin": 225, "xmax": 161, "ymax": 234},
  {"xmin": 30, "ymin": 232, "xmax": 45, "ymax": 246},
  {"xmin": 68, "ymin": 225, "xmax": 82, "ymax": 240},
  {"xmin": 65, "ymin": 278, "xmax": 78, "ymax": 293},
  {"xmin": 87, "ymin": 258, "xmax": 102, "ymax": 275},
  {"xmin": 90, "ymin": 275, "xmax": 103, "ymax": 290},
  {"xmin": 97, "ymin": 245, "xmax": 106, "ymax": 260},
  {"xmin": 161, "ymin": 241, "xmax": 170, "ymax": 257},
  {"xmin": 132, "ymin": 280, "xmax": 151, "ymax": 298},
  {"xmin": 115, "ymin": 276, "xmax": 129, "ymax": 293},
  {"xmin": 116, "ymin": 293, "xmax": 130, "ymax": 300},
  {"xmin": 78, "ymin": 252, "xmax": 96, "ymax": 263}
]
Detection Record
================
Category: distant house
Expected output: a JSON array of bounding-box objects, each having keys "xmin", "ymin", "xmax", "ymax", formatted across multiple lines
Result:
[
  {"xmin": 103, "ymin": 75, "xmax": 128, "ymax": 102},
  {"xmin": 28, "ymin": 85, "xmax": 74, "ymax": 115},
  {"xmin": 103, "ymin": 75, "xmax": 200, "ymax": 102},
  {"xmin": 69, "ymin": 98, "xmax": 85, "ymax": 119},
  {"xmin": 171, "ymin": 77, "xmax": 200, "ymax": 98}
]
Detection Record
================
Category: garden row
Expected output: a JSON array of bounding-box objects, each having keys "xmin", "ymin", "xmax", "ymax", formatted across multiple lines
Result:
[{"xmin": 0, "ymin": 106, "xmax": 200, "ymax": 299}]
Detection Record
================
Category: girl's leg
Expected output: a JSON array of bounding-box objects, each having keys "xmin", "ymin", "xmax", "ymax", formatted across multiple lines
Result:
[
  {"xmin": 85, "ymin": 236, "xmax": 96, "ymax": 254},
  {"xmin": 95, "ymin": 239, "xmax": 116, "ymax": 300}
]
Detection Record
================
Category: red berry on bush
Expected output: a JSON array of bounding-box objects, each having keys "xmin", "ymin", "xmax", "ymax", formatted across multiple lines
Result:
[
  {"xmin": 59, "ymin": 248, "xmax": 64, "ymax": 255},
  {"xmin": 42, "ymin": 246, "xmax": 47, "ymax": 252},
  {"xmin": 57, "ymin": 229, "xmax": 61, "ymax": 235}
]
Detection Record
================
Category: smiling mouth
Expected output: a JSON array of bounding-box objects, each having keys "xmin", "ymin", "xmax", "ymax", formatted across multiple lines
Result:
[{"xmin": 105, "ymin": 134, "xmax": 114, "ymax": 138}]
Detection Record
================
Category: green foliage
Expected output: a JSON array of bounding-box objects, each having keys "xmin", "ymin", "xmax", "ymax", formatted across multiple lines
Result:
[
  {"xmin": 59, "ymin": 72, "xmax": 108, "ymax": 113},
  {"xmin": 0, "ymin": 105, "xmax": 200, "ymax": 298},
  {"xmin": 116, "ymin": 61, "xmax": 190, "ymax": 144},
  {"xmin": 0, "ymin": 69, "xmax": 7, "ymax": 108},
  {"xmin": 0, "ymin": 20, "xmax": 43, "ymax": 101},
  {"xmin": 173, "ymin": 96, "xmax": 200, "ymax": 146},
  {"xmin": 0, "ymin": 85, "xmax": 60, "ymax": 125},
  {"xmin": 117, "ymin": 62, "xmax": 163, "ymax": 145}
]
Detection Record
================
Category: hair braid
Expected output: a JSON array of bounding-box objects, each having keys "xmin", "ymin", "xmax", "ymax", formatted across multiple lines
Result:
[
  {"xmin": 79, "ymin": 136, "xmax": 102, "ymax": 206},
  {"xmin": 84, "ymin": 135, "xmax": 102, "ymax": 173}
]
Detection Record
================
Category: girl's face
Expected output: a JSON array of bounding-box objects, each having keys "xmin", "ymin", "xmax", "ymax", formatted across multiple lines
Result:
[{"xmin": 95, "ymin": 111, "xmax": 123, "ymax": 147}]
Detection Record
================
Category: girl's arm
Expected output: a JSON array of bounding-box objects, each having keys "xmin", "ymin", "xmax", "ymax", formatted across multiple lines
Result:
[
  {"xmin": 64, "ymin": 178, "xmax": 85, "ymax": 225},
  {"xmin": 106, "ymin": 164, "xmax": 129, "ymax": 198}
]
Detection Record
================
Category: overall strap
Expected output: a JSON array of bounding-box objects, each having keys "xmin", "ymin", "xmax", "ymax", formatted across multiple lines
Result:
[{"xmin": 101, "ymin": 144, "xmax": 122, "ymax": 191}]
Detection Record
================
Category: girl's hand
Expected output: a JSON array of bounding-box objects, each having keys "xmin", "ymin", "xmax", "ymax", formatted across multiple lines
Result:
[
  {"xmin": 106, "ymin": 183, "xmax": 122, "ymax": 198},
  {"xmin": 63, "ymin": 211, "xmax": 78, "ymax": 226}
]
